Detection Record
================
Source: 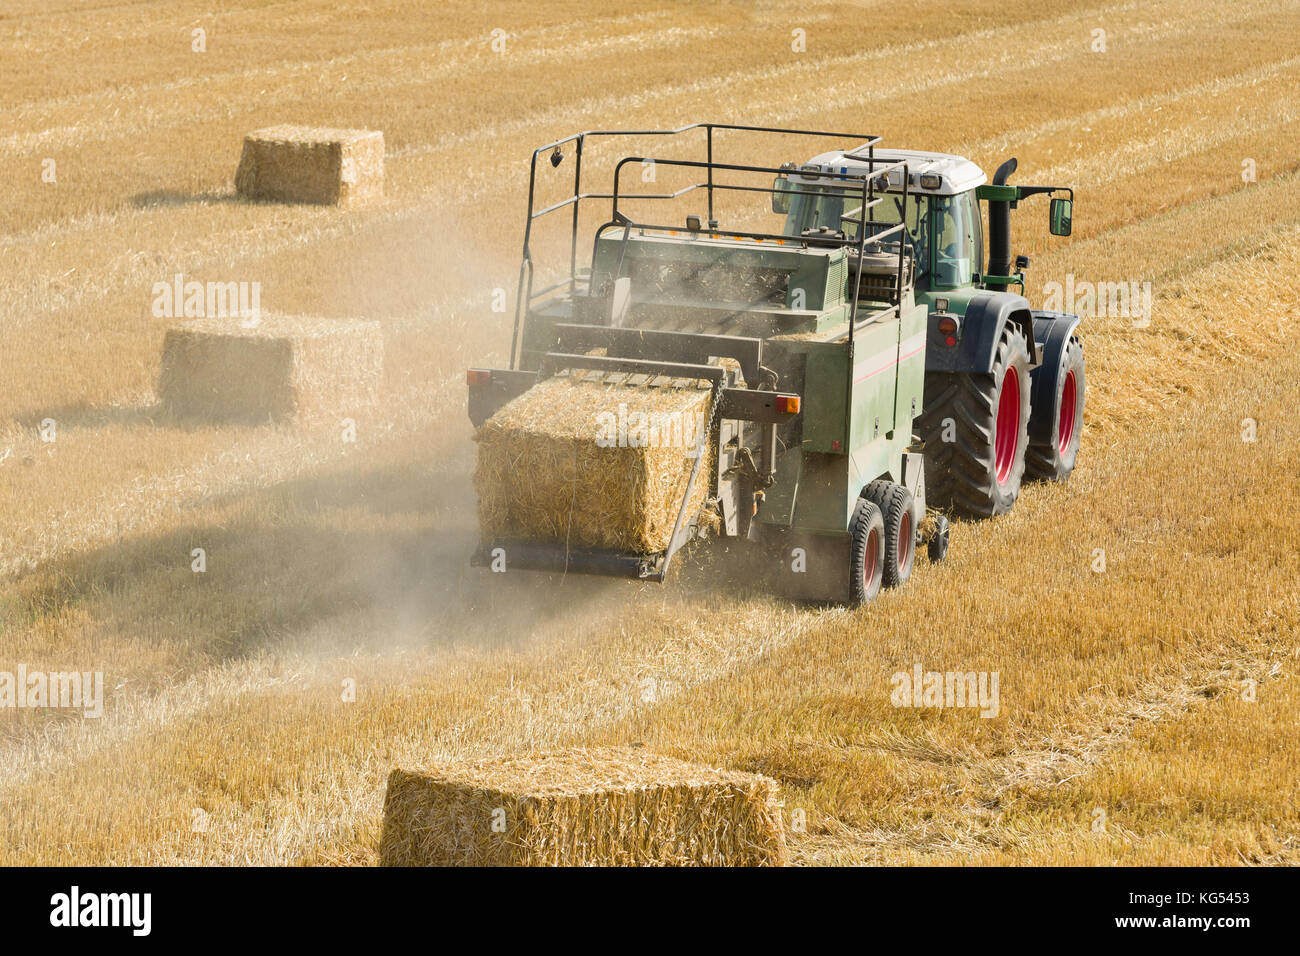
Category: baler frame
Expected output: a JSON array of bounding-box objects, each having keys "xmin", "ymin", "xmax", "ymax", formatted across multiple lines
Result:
[{"xmin": 471, "ymin": 125, "xmax": 931, "ymax": 600}]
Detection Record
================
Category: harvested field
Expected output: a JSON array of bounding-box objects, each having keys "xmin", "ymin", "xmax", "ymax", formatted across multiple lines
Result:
[
  {"xmin": 474, "ymin": 375, "xmax": 713, "ymax": 553},
  {"xmin": 380, "ymin": 747, "xmax": 787, "ymax": 866},
  {"xmin": 1, "ymin": 0, "xmax": 1298, "ymax": 874}
]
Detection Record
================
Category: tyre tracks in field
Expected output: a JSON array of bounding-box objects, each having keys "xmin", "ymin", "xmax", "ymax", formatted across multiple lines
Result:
[{"xmin": 793, "ymin": 630, "xmax": 1299, "ymax": 865}]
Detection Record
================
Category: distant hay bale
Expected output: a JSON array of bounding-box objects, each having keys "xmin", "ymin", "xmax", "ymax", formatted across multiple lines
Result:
[
  {"xmin": 474, "ymin": 374, "xmax": 714, "ymax": 554},
  {"xmin": 157, "ymin": 314, "xmax": 383, "ymax": 426},
  {"xmin": 380, "ymin": 747, "xmax": 788, "ymax": 866},
  {"xmin": 234, "ymin": 125, "xmax": 383, "ymax": 208}
]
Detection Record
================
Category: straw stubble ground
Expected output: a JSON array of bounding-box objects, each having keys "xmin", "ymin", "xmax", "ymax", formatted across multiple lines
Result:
[{"xmin": 1, "ymin": 0, "xmax": 1298, "ymax": 865}]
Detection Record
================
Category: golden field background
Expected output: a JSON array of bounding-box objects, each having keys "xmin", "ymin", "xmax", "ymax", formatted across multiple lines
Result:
[{"xmin": 1, "ymin": 0, "xmax": 1298, "ymax": 864}]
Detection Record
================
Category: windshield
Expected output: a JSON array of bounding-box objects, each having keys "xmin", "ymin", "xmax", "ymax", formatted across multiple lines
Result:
[
  {"xmin": 783, "ymin": 184, "xmax": 983, "ymax": 289},
  {"xmin": 784, "ymin": 185, "xmax": 929, "ymax": 278}
]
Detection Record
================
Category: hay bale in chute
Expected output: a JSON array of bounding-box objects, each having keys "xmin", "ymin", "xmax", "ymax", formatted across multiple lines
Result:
[{"xmin": 473, "ymin": 373, "xmax": 715, "ymax": 554}]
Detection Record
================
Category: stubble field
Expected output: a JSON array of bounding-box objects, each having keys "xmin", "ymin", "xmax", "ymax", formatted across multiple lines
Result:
[{"xmin": 1, "ymin": 0, "xmax": 1298, "ymax": 865}]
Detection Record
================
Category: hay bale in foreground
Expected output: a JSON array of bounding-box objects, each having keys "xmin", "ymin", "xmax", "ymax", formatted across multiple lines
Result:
[
  {"xmin": 157, "ymin": 315, "xmax": 383, "ymax": 426},
  {"xmin": 474, "ymin": 375, "xmax": 714, "ymax": 554},
  {"xmin": 380, "ymin": 748, "xmax": 788, "ymax": 866},
  {"xmin": 234, "ymin": 125, "xmax": 383, "ymax": 208}
]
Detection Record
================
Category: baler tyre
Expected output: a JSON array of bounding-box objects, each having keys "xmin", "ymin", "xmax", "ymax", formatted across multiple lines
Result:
[
  {"xmin": 1026, "ymin": 336, "xmax": 1085, "ymax": 482},
  {"xmin": 927, "ymin": 514, "xmax": 950, "ymax": 563},
  {"xmin": 859, "ymin": 480, "xmax": 915, "ymax": 588},
  {"xmin": 917, "ymin": 323, "xmax": 1032, "ymax": 518},
  {"xmin": 848, "ymin": 498, "xmax": 885, "ymax": 607}
]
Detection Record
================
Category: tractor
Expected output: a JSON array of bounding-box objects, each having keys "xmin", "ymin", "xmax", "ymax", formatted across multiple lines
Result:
[
  {"xmin": 773, "ymin": 146, "xmax": 1084, "ymax": 517},
  {"xmin": 466, "ymin": 125, "xmax": 1083, "ymax": 605}
]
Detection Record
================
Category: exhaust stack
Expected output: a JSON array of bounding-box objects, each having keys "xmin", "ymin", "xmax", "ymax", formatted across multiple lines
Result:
[{"xmin": 986, "ymin": 157, "xmax": 1017, "ymax": 279}]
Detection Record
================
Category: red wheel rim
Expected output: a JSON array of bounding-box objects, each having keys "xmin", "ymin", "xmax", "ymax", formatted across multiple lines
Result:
[
  {"xmin": 994, "ymin": 365, "xmax": 1021, "ymax": 485},
  {"xmin": 898, "ymin": 509, "xmax": 912, "ymax": 570},
  {"xmin": 864, "ymin": 528, "xmax": 879, "ymax": 589},
  {"xmin": 1057, "ymin": 369, "xmax": 1078, "ymax": 454}
]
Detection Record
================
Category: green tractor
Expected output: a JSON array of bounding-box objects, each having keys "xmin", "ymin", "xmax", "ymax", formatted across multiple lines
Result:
[
  {"xmin": 775, "ymin": 148, "xmax": 1084, "ymax": 517},
  {"xmin": 467, "ymin": 125, "xmax": 1083, "ymax": 605}
]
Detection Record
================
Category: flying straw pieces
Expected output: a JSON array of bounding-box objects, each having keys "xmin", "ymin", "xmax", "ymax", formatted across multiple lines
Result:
[
  {"xmin": 474, "ymin": 374, "xmax": 714, "ymax": 554},
  {"xmin": 157, "ymin": 314, "xmax": 383, "ymax": 426},
  {"xmin": 379, "ymin": 748, "xmax": 789, "ymax": 866},
  {"xmin": 234, "ymin": 125, "xmax": 384, "ymax": 208}
]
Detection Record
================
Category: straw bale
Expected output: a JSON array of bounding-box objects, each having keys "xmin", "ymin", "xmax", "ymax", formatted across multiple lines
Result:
[
  {"xmin": 157, "ymin": 314, "xmax": 383, "ymax": 426},
  {"xmin": 474, "ymin": 374, "xmax": 714, "ymax": 554},
  {"xmin": 234, "ymin": 125, "xmax": 383, "ymax": 208},
  {"xmin": 380, "ymin": 747, "xmax": 788, "ymax": 866}
]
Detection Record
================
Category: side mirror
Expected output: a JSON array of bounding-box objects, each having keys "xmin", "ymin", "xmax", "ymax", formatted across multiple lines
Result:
[
  {"xmin": 771, "ymin": 176, "xmax": 793, "ymax": 215},
  {"xmin": 1049, "ymin": 197, "xmax": 1073, "ymax": 236}
]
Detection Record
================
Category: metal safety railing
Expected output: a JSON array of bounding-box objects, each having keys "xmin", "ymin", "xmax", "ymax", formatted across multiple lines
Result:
[{"xmin": 509, "ymin": 124, "xmax": 913, "ymax": 367}]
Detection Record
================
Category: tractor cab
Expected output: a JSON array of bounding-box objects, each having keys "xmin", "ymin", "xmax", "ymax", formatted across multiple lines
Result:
[{"xmin": 775, "ymin": 149, "xmax": 987, "ymax": 300}]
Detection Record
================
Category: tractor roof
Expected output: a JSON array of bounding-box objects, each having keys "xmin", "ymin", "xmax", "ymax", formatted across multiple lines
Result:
[{"xmin": 795, "ymin": 147, "xmax": 987, "ymax": 196}]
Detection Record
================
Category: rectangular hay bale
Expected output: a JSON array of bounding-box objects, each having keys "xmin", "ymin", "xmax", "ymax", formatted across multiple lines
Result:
[
  {"xmin": 473, "ymin": 375, "xmax": 714, "ymax": 554},
  {"xmin": 157, "ymin": 314, "xmax": 383, "ymax": 426},
  {"xmin": 380, "ymin": 747, "xmax": 788, "ymax": 866},
  {"xmin": 234, "ymin": 125, "xmax": 384, "ymax": 208}
]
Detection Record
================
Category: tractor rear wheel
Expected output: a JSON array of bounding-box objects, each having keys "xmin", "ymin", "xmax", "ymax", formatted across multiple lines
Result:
[
  {"xmin": 848, "ymin": 498, "xmax": 885, "ymax": 607},
  {"xmin": 860, "ymin": 480, "xmax": 915, "ymax": 588},
  {"xmin": 918, "ymin": 323, "xmax": 1032, "ymax": 518},
  {"xmin": 1026, "ymin": 336, "xmax": 1085, "ymax": 481}
]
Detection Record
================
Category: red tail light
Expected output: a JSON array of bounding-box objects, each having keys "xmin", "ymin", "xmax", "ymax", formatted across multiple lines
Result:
[
  {"xmin": 467, "ymin": 369, "xmax": 492, "ymax": 387},
  {"xmin": 937, "ymin": 315, "xmax": 960, "ymax": 348},
  {"xmin": 775, "ymin": 394, "xmax": 801, "ymax": 414}
]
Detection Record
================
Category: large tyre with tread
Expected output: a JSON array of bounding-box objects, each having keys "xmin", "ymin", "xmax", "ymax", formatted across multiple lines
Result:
[
  {"xmin": 917, "ymin": 323, "xmax": 1032, "ymax": 518},
  {"xmin": 859, "ymin": 480, "xmax": 915, "ymax": 588},
  {"xmin": 848, "ymin": 498, "xmax": 885, "ymax": 607},
  {"xmin": 1026, "ymin": 335, "xmax": 1085, "ymax": 481}
]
